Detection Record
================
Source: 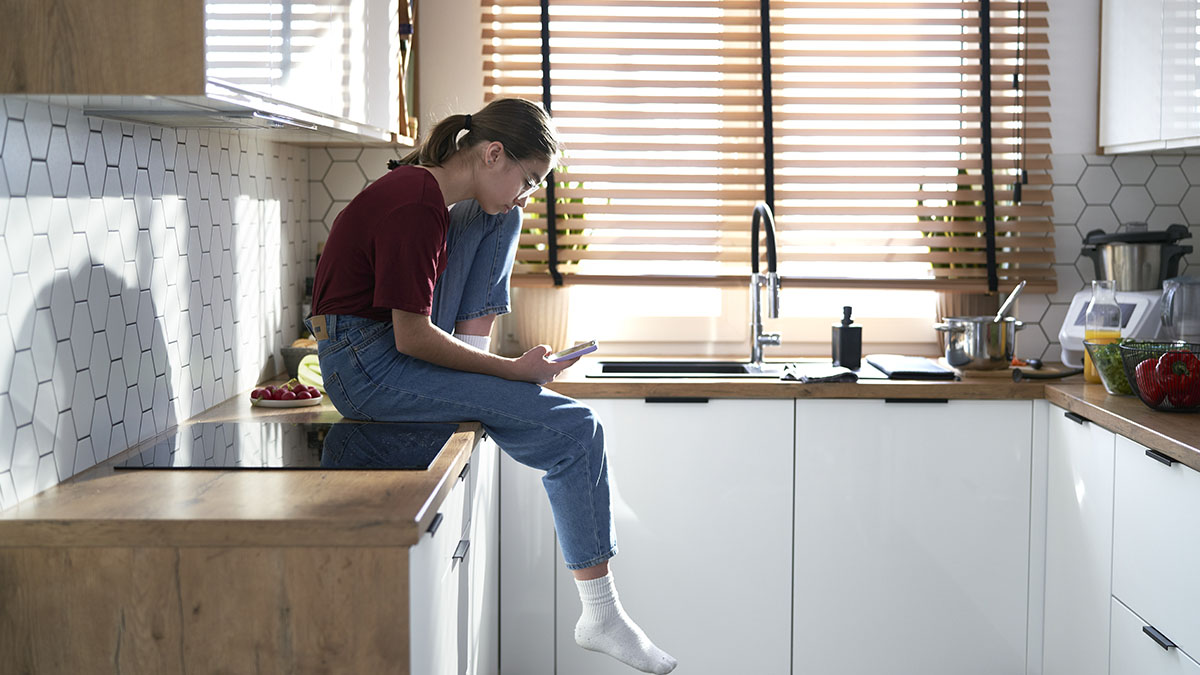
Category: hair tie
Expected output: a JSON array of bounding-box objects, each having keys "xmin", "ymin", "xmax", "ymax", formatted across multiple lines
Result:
[{"xmin": 463, "ymin": 114, "xmax": 472, "ymax": 131}]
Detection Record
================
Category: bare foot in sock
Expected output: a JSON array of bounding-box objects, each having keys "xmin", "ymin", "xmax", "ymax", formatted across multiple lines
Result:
[{"xmin": 575, "ymin": 574, "xmax": 677, "ymax": 674}]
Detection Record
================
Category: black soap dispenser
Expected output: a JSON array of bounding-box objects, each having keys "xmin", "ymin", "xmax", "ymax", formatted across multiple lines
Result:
[{"xmin": 832, "ymin": 306, "xmax": 862, "ymax": 370}]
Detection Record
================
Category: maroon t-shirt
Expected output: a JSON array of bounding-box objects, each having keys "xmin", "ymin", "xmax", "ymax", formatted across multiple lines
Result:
[{"xmin": 311, "ymin": 166, "xmax": 449, "ymax": 322}]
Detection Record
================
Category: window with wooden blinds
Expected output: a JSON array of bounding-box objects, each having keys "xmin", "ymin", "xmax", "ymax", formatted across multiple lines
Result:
[{"xmin": 482, "ymin": 0, "xmax": 1054, "ymax": 294}]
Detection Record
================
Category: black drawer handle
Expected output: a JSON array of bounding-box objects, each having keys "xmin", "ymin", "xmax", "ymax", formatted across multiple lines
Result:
[
  {"xmin": 427, "ymin": 512, "xmax": 444, "ymax": 537},
  {"xmin": 452, "ymin": 539, "xmax": 470, "ymax": 563},
  {"xmin": 884, "ymin": 398, "xmax": 948, "ymax": 404},
  {"xmin": 459, "ymin": 462, "xmax": 471, "ymax": 481},
  {"xmin": 1145, "ymin": 449, "xmax": 1176, "ymax": 467},
  {"xmin": 644, "ymin": 397, "xmax": 709, "ymax": 403},
  {"xmin": 1063, "ymin": 411, "xmax": 1089, "ymax": 425},
  {"xmin": 1143, "ymin": 625, "xmax": 1177, "ymax": 650}
]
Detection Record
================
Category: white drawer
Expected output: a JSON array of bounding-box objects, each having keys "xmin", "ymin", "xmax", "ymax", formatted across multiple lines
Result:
[
  {"xmin": 410, "ymin": 473, "xmax": 469, "ymax": 675},
  {"xmin": 1111, "ymin": 597, "xmax": 1200, "ymax": 675},
  {"xmin": 1112, "ymin": 435, "xmax": 1200, "ymax": 658}
]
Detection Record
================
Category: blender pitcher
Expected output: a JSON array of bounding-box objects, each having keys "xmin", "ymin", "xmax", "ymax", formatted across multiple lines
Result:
[{"xmin": 1162, "ymin": 277, "xmax": 1200, "ymax": 342}]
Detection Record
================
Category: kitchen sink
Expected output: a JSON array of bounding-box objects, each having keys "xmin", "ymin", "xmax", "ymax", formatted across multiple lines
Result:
[{"xmin": 587, "ymin": 360, "xmax": 790, "ymax": 378}]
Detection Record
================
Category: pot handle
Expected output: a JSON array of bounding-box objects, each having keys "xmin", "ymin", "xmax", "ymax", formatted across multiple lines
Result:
[{"xmin": 933, "ymin": 323, "xmax": 964, "ymax": 333}]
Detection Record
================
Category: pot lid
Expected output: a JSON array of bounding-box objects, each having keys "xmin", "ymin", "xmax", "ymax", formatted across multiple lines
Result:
[{"xmin": 1083, "ymin": 223, "xmax": 1191, "ymax": 245}]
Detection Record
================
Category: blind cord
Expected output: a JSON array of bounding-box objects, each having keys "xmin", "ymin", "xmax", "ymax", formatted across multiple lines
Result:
[
  {"xmin": 980, "ymin": 0, "xmax": 999, "ymax": 293},
  {"xmin": 540, "ymin": 0, "xmax": 563, "ymax": 287},
  {"xmin": 760, "ymin": 0, "xmax": 775, "ymax": 216}
]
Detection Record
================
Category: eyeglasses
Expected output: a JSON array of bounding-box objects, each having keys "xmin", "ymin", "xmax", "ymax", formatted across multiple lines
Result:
[{"xmin": 505, "ymin": 150, "xmax": 546, "ymax": 199}]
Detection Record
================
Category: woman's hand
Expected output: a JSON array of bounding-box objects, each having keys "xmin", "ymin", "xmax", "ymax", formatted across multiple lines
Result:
[{"xmin": 511, "ymin": 344, "xmax": 578, "ymax": 384}]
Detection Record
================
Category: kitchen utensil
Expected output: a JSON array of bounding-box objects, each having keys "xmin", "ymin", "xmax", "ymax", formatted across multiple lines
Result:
[
  {"xmin": 1057, "ymin": 289, "xmax": 1163, "ymax": 367},
  {"xmin": 934, "ymin": 316, "xmax": 1025, "ymax": 370},
  {"xmin": 1081, "ymin": 223, "xmax": 1193, "ymax": 292},
  {"xmin": 993, "ymin": 280, "xmax": 1026, "ymax": 323},
  {"xmin": 1119, "ymin": 342, "xmax": 1200, "ymax": 412},
  {"xmin": 1083, "ymin": 340, "xmax": 1133, "ymax": 395},
  {"xmin": 1011, "ymin": 367, "xmax": 1084, "ymax": 381},
  {"xmin": 1161, "ymin": 276, "xmax": 1200, "ymax": 342}
]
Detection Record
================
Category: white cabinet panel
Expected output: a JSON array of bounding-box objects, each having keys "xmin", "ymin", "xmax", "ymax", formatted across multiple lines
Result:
[
  {"xmin": 1043, "ymin": 407, "xmax": 1115, "ymax": 675},
  {"xmin": 1099, "ymin": 0, "xmax": 1164, "ymax": 150},
  {"xmin": 499, "ymin": 449, "xmax": 557, "ymax": 675},
  {"xmin": 1113, "ymin": 435, "xmax": 1200, "ymax": 659},
  {"xmin": 554, "ymin": 398, "xmax": 794, "ymax": 675},
  {"xmin": 794, "ymin": 399, "xmax": 1033, "ymax": 675},
  {"xmin": 1162, "ymin": 0, "xmax": 1200, "ymax": 144},
  {"xmin": 466, "ymin": 438, "xmax": 500, "ymax": 675},
  {"xmin": 410, "ymin": 469, "xmax": 468, "ymax": 675},
  {"xmin": 1111, "ymin": 597, "xmax": 1200, "ymax": 675}
]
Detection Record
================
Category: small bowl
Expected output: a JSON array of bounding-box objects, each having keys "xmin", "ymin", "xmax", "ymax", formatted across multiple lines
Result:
[
  {"xmin": 1119, "ymin": 342, "xmax": 1200, "ymax": 412},
  {"xmin": 281, "ymin": 346, "xmax": 318, "ymax": 379},
  {"xmin": 1083, "ymin": 340, "xmax": 1132, "ymax": 395}
]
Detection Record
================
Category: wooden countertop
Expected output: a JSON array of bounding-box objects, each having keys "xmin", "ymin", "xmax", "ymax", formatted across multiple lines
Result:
[
  {"xmin": 1045, "ymin": 384, "xmax": 1200, "ymax": 473},
  {"xmin": 546, "ymin": 359, "xmax": 1059, "ymax": 399},
  {"xmin": 0, "ymin": 390, "xmax": 482, "ymax": 548},
  {"xmin": 3, "ymin": 368, "xmax": 1197, "ymax": 548}
]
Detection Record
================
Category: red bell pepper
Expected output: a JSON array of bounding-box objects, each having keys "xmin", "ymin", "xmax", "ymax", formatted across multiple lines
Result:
[
  {"xmin": 1155, "ymin": 351, "xmax": 1200, "ymax": 408},
  {"xmin": 1136, "ymin": 357, "xmax": 1166, "ymax": 406}
]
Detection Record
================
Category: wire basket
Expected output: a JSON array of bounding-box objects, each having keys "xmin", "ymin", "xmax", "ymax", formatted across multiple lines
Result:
[{"xmin": 1118, "ymin": 342, "xmax": 1200, "ymax": 412}]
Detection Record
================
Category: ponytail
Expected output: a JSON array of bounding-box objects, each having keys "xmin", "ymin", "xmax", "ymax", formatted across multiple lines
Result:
[{"xmin": 396, "ymin": 98, "xmax": 559, "ymax": 168}]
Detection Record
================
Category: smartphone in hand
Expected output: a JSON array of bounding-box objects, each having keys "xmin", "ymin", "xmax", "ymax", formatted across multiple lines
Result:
[{"xmin": 548, "ymin": 340, "xmax": 598, "ymax": 362}]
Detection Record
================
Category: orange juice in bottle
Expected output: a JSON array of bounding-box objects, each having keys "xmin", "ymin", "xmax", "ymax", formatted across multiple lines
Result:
[
  {"xmin": 1083, "ymin": 328, "xmax": 1122, "ymax": 383},
  {"xmin": 1083, "ymin": 280, "xmax": 1122, "ymax": 384}
]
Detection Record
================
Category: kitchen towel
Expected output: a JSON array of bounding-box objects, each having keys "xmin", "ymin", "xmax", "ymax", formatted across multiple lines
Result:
[
  {"xmin": 865, "ymin": 354, "xmax": 957, "ymax": 381},
  {"xmin": 781, "ymin": 364, "xmax": 859, "ymax": 383}
]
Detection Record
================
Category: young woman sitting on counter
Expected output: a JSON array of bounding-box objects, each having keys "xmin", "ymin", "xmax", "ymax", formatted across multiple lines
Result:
[{"xmin": 307, "ymin": 98, "xmax": 676, "ymax": 674}]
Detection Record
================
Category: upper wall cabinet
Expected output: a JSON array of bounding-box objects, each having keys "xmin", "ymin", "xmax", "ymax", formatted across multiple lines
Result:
[
  {"xmin": 0, "ymin": 0, "xmax": 412, "ymax": 145},
  {"xmin": 1099, "ymin": 0, "xmax": 1200, "ymax": 152},
  {"xmin": 1099, "ymin": 0, "xmax": 1200, "ymax": 153}
]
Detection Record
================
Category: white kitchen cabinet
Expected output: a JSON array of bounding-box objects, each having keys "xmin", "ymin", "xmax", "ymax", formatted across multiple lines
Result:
[
  {"xmin": 1112, "ymin": 434, "xmax": 1200, "ymax": 662},
  {"xmin": 1111, "ymin": 597, "xmax": 1200, "ymax": 675},
  {"xmin": 1043, "ymin": 406, "xmax": 1116, "ymax": 675},
  {"xmin": 2, "ymin": 0, "xmax": 408, "ymax": 143},
  {"xmin": 411, "ymin": 437, "xmax": 499, "ymax": 675},
  {"xmin": 793, "ymin": 399, "xmax": 1033, "ymax": 675},
  {"xmin": 500, "ymin": 397, "xmax": 794, "ymax": 675},
  {"xmin": 1100, "ymin": 0, "xmax": 1200, "ymax": 152}
]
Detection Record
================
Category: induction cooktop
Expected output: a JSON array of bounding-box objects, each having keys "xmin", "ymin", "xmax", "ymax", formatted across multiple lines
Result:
[{"xmin": 114, "ymin": 420, "xmax": 460, "ymax": 471}]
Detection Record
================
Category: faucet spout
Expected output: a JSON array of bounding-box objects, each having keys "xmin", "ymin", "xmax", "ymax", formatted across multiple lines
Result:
[{"xmin": 750, "ymin": 203, "xmax": 782, "ymax": 365}]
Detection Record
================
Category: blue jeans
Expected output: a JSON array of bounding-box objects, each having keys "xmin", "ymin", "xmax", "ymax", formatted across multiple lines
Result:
[{"xmin": 307, "ymin": 201, "xmax": 615, "ymax": 570}]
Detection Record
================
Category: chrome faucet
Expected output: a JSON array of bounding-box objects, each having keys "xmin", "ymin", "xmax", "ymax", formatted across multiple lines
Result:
[{"xmin": 750, "ymin": 203, "xmax": 781, "ymax": 366}]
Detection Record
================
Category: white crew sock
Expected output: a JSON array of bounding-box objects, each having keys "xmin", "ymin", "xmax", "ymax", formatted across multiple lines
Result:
[
  {"xmin": 574, "ymin": 573, "xmax": 677, "ymax": 674},
  {"xmin": 454, "ymin": 333, "xmax": 491, "ymax": 352}
]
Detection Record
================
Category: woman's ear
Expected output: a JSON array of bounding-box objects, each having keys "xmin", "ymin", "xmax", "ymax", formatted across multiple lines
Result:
[{"xmin": 483, "ymin": 141, "xmax": 504, "ymax": 168}]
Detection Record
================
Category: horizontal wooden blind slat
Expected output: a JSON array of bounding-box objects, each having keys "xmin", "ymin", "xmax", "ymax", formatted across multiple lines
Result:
[{"xmin": 486, "ymin": 0, "xmax": 1053, "ymax": 291}]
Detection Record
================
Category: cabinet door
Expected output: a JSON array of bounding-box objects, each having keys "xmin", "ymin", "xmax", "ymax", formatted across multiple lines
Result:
[
  {"xmin": 465, "ymin": 438, "xmax": 500, "ymax": 675},
  {"xmin": 554, "ymin": 398, "xmax": 794, "ymax": 675},
  {"xmin": 1099, "ymin": 0, "xmax": 1164, "ymax": 149},
  {"xmin": 410, "ymin": 470, "xmax": 468, "ymax": 675},
  {"xmin": 1043, "ymin": 407, "xmax": 1116, "ymax": 675},
  {"xmin": 1113, "ymin": 435, "xmax": 1200, "ymax": 659},
  {"xmin": 1162, "ymin": 0, "xmax": 1200, "ymax": 144},
  {"xmin": 794, "ymin": 399, "xmax": 1033, "ymax": 675},
  {"xmin": 1111, "ymin": 597, "xmax": 1200, "ymax": 675}
]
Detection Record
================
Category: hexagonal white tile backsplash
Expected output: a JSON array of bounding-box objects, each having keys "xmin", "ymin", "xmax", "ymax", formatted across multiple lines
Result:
[
  {"xmin": 5, "ymin": 103, "xmax": 1200, "ymax": 511},
  {"xmin": 0, "ymin": 98, "xmax": 311, "ymax": 509}
]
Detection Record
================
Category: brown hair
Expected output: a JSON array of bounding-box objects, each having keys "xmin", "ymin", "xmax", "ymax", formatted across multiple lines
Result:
[{"xmin": 398, "ymin": 98, "xmax": 559, "ymax": 168}]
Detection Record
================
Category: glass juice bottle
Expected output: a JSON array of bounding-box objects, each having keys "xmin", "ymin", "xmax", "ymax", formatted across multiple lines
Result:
[{"xmin": 1083, "ymin": 280, "xmax": 1122, "ymax": 384}]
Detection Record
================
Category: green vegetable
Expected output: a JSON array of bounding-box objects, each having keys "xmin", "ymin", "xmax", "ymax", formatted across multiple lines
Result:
[
  {"xmin": 1090, "ymin": 341, "xmax": 1132, "ymax": 395},
  {"xmin": 297, "ymin": 354, "xmax": 325, "ymax": 394}
]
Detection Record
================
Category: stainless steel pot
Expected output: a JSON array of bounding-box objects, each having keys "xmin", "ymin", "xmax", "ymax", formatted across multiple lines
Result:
[
  {"xmin": 1081, "ymin": 223, "xmax": 1193, "ymax": 292},
  {"xmin": 934, "ymin": 316, "xmax": 1026, "ymax": 370}
]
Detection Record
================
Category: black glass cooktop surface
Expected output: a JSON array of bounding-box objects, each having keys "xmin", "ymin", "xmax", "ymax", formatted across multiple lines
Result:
[{"xmin": 114, "ymin": 421, "xmax": 459, "ymax": 471}]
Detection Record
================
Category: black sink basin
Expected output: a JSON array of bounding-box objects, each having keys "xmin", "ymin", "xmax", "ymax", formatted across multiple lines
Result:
[{"xmin": 589, "ymin": 360, "xmax": 788, "ymax": 378}]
